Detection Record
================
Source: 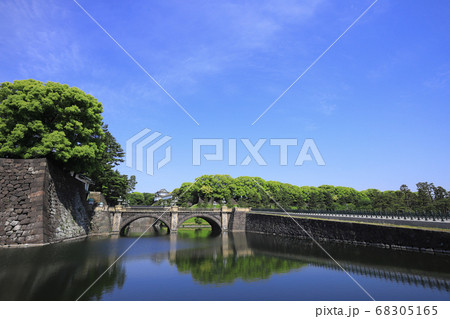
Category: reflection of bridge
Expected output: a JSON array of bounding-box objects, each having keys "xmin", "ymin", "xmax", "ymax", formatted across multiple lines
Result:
[
  {"xmin": 109, "ymin": 206, "xmax": 249, "ymax": 235},
  {"xmin": 249, "ymin": 247, "xmax": 450, "ymax": 293}
]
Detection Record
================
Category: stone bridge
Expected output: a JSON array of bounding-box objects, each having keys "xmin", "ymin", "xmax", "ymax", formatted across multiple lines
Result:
[{"xmin": 110, "ymin": 206, "xmax": 249, "ymax": 235}]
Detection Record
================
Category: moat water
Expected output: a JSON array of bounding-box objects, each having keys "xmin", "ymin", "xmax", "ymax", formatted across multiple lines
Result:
[{"xmin": 0, "ymin": 229, "xmax": 449, "ymax": 301}]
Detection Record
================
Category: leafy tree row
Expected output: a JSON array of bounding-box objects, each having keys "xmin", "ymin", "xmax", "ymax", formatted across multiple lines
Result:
[
  {"xmin": 127, "ymin": 192, "xmax": 156, "ymax": 206},
  {"xmin": 0, "ymin": 79, "xmax": 135, "ymax": 205},
  {"xmin": 171, "ymin": 175, "xmax": 450, "ymax": 213}
]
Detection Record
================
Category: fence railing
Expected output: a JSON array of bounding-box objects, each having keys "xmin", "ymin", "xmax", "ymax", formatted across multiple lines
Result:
[
  {"xmin": 126, "ymin": 206, "xmax": 222, "ymax": 212},
  {"xmin": 250, "ymin": 208, "xmax": 450, "ymax": 221},
  {"xmin": 123, "ymin": 206, "xmax": 450, "ymax": 221}
]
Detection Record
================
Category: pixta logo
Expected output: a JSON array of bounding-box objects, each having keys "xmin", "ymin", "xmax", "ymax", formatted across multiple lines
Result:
[
  {"xmin": 126, "ymin": 128, "xmax": 172, "ymax": 176},
  {"xmin": 126, "ymin": 129, "xmax": 325, "ymax": 176},
  {"xmin": 192, "ymin": 138, "xmax": 325, "ymax": 166}
]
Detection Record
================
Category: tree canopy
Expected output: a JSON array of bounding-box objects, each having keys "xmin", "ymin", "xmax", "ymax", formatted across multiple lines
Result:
[
  {"xmin": 170, "ymin": 175, "xmax": 450, "ymax": 213},
  {"xmin": 127, "ymin": 192, "xmax": 155, "ymax": 206},
  {"xmin": 89, "ymin": 124, "xmax": 136, "ymax": 205},
  {"xmin": 0, "ymin": 79, "xmax": 104, "ymax": 173},
  {"xmin": 0, "ymin": 79, "xmax": 136, "ymax": 205}
]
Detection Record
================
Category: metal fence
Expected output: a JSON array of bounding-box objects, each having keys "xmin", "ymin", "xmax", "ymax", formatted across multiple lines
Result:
[{"xmin": 250, "ymin": 208, "xmax": 450, "ymax": 221}]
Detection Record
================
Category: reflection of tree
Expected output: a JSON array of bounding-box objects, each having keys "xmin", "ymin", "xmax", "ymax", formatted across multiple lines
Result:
[
  {"xmin": 174, "ymin": 254, "xmax": 306, "ymax": 285},
  {"xmin": 75, "ymin": 262, "xmax": 126, "ymax": 301},
  {"xmin": 171, "ymin": 232, "xmax": 450, "ymax": 290},
  {"xmin": 0, "ymin": 239, "xmax": 126, "ymax": 301},
  {"xmin": 177, "ymin": 228, "xmax": 212, "ymax": 239}
]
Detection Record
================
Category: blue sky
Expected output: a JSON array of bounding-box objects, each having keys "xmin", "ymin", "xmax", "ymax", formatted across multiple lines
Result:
[{"xmin": 1, "ymin": 0, "xmax": 449, "ymax": 193}]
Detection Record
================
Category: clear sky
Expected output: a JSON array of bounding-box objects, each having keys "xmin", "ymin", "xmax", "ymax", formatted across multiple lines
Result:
[{"xmin": 1, "ymin": 0, "xmax": 449, "ymax": 193}]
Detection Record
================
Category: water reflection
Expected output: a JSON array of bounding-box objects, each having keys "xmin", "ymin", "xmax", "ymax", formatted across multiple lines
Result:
[
  {"xmin": 245, "ymin": 233, "xmax": 450, "ymax": 293},
  {"xmin": 0, "ymin": 238, "xmax": 127, "ymax": 300},
  {"xmin": 0, "ymin": 230, "xmax": 449, "ymax": 300},
  {"xmin": 177, "ymin": 228, "xmax": 215, "ymax": 239},
  {"xmin": 159, "ymin": 232, "xmax": 450, "ymax": 292}
]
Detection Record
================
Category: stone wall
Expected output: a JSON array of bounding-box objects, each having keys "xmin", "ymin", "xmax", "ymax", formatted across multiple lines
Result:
[
  {"xmin": 1, "ymin": 158, "xmax": 110, "ymax": 245},
  {"xmin": 90, "ymin": 208, "xmax": 112, "ymax": 235},
  {"xmin": 87, "ymin": 192, "xmax": 111, "ymax": 234},
  {"xmin": 228, "ymin": 208, "xmax": 249, "ymax": 232},
  {"xmin": 246, "ymin": 213, "xmax": 450, "ymax": 253},
  {"xmin": 44, "ymin": 159, "xmax": 92, "ymax": 242},
  {"xmin": 126, "ymin": 217, "xmax": 157, "ymax": 234},
  {"xmin": 0, "ymin": 158, "xmax": 47, "ymax": 244}
]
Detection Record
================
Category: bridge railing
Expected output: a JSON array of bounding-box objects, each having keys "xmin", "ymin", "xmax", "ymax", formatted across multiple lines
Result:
[
  {"xmin": 125, "ymin": 206, "xmax": 169, "ymax": 211},
  {"xmin": 117, "ymin": 206, "xmax": 450, "ymax": 221},
  {"xmin": 123, "ymin": 206, "xmax": 222, "ymax": 212},
  {"xmin": 165, "ymin": 208, "xmax": 222, "ymax": 213},
  {"xmin": 250, "ymin": 208, "xmax": 450, "ymax": 222}
]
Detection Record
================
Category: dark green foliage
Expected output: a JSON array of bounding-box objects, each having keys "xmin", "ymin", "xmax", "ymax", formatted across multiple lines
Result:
[
  {"xmin": 0, "ymin": 79, "xmax": 104, "ymax": 173},
  {"xmin": 93, "ymin": 169, "xmax": 135, "ymax": 206},
  {"xmin": 0, "ymin": 79, "xmax": 136, "ymax": 205},
  {"xmin": 89, "ymin": 124, "xmax": 136, "ymax": 205},
  {"xmin": 128, "ymin": 192, "xmax": 155, "ymax": 206}
]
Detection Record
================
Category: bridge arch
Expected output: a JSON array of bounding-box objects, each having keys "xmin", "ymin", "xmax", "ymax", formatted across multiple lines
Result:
[
  {"xmin": 177, "ymin": 213, "xmax": 222, "ymax": 234},
  {"xmin": 119, "ymin": 214, "xmax": 172, "ymax": 236}
]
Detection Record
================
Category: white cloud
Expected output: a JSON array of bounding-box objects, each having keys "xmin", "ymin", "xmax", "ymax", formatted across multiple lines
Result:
[
  {"xmin": 319, "ymin": 102, "xmax": 336, "ymax": 116},
  {"xmin": 0, "ymin": 0, "xmax": 82, "ymax": 77},
  {"xmin": 147, "ymin": 0, "xmax": 326, "ymax": 90},
  {"xmin": 221, "ymin": 0, "xmax": 324, "ymax": 49},
  {"xmin": 424, "ymin": 67, "xmax": 450, "ymax": 89},
  {"xmin": 0, "ymin": 0, "xmax": 328, "ymax": 97}
]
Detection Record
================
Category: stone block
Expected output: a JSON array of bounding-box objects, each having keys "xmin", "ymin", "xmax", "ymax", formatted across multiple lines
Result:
[
  {"xmin": 30, "ymin": 228, "xmax": 43, "ymax": 236},
  {"xmin": 29, "ymin": 190, "xmax": 45, "ymax": 198}
]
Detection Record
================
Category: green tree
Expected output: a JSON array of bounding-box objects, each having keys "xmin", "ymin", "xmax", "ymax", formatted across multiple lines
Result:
[
  {"xmin": 128, "ymin": 192, "xmax": 155, "ymax": 206},
  {"xmin": 172, "ymin": 182, "xmax": 197, "ymax": 207},
  {"xmin": 89, "ymin": 125, "xmax": 136, "ymax": 205},
  {"xmin": 416, "ymin": 182, "xmax": 434, "ymax": 211},
  {"xmin": 399, "ymin": 184, "xmax": 412, "ymax": 210},
  {"xmin": 143, "ymin": 192, "xmax": 155, "ymax": 205},
  {"xmin": 0, "ymin": 79, "xmax": 104, "ymax": 173},
  {"xmin": 169, "ymin": 174, "xmax": 449, "ymax": 213},
  {"xmin": 97, "ymin": 169, "xmax": 135, "ymax": 205},
  {"xmin": 128, "ymin": 192, "xmax": 145, "ymax": 205}
]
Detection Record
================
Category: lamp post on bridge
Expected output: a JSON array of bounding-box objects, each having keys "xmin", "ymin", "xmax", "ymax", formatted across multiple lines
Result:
[
  {"xmin": 171, "ymin": 197, "xmax": 178, "ymax": 207},
  {"xmin": 116, "ymin": 196, "xmax": 123, "ymax": 209}
]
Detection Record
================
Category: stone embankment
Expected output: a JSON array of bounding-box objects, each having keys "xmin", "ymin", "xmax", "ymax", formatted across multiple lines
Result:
[
  {"xmin": 245, "ymin": 213, "xmax": 450, "ymax": 253},
  {"xmin": 1, "ymin": 158, "xmax": 48, "ymax": 244},
  {"xmin": 0, "ymin": 158, "xmax": 108, "ymax": 246}
]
